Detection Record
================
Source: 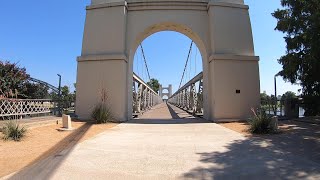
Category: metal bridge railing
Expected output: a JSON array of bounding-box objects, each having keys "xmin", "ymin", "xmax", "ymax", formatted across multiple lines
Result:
[
  {"xmin": 0, "ymin": 98, "xmax": 56, "ymax": 119},
  {"xmin": 168, "ymin": 72, "xmax": 203, "ymax": 115},
  {"xmin": 132, "ymin": 73, "xmax": 162, "ymax": 115}
]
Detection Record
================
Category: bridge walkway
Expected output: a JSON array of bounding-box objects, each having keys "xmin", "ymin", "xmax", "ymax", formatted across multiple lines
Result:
[{"xmin": 132, "ymin": 102, "xmax": 209, "ymax": 124}]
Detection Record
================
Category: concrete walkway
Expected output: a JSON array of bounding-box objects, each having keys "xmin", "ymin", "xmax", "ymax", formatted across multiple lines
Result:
[{"xmin": 6, "ymin": 103, "xmax": 320, "ymax": 180}]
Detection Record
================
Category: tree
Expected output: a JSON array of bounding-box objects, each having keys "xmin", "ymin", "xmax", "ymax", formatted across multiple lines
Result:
[
  {"xmin": 0, "ymin": 60, "xmax": 51, "ymax": 99},
  {"xmin": 260, "ymin": 92, "xmax": 271, "ymax": 105},
  {"xmin": 0, "ymin": 61, "xmax": 29, "ymax": 98},
  {"xmin": 147, "ymin": 78, "xmax": 160, "ymax": 93},
  {"xmin": 25, "ymin": 83, "xmax": 50, "ymax": 99},
  {"xmin": 281, "ymin": 91, "xmax": 297, "ymax": 101},
  {"xmin": 272, "ymin": 0, "xmax": 320, "ymax": 116},
  {"xmin": 51, "ymin": 86, "xmax": 75, "ymax": 108}
]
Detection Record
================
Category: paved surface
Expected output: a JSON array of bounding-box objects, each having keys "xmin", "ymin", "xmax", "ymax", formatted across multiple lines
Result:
[{"xmin": 6, "ymin": 103, "xmax": 320, "ymax": 180}]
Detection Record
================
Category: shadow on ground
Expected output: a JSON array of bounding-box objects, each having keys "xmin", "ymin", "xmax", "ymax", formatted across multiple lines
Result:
[
  {"xmin": 7, "ymin": 121, "xmax": 93, "ymax": 179},
  {"xmin": 128, "ymin": 118, "xmax": 211, "ymax": 124},
  {"xmin": 183, "ymin": 121, "xmax": 320, "ymax": 179}
]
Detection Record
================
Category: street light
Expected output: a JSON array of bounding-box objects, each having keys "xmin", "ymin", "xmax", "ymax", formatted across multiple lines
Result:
[{"xmin": 57, "ymin": 74, "xmax": 62, "ymax": 116}]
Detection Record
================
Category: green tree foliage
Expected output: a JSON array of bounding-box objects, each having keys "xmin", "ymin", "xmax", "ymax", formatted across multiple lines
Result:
[
  {"xmin": 260, "ymin": 92, "xmax": 271, "ymax": 105},
  {"xmin": 0, "ymin": 61, "xmax": 29, "ymax": 98},
  {"xmin": 281, "ymin": 91, "xmax": 297, "ymax": 101},
  {"xmin": 25, "ymin": 83, "xmax": 50, "ymax": 99},
  {"xmin": 272, "ymin": 0, "xmax": 320, "ymax": 116},
  {"xmin": 51, "ymin": 85, "xmax": 75, "ymax": 108},
  {"xmin": 1, "ymin": 60, "xmax": 50, "ymax": 99},
  {"xmin": 147, "ymin": 78, "xmax": 160, "ymax": 93}
]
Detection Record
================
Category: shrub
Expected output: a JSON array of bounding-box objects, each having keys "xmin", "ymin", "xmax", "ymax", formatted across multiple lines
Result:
[
  {"xmin": 91, "ymin": 103, "xmax": 112, "ymax": 124},
  {"xmin": 91, "ymin": 88, "xmax": 112, "ymax": 124},
  {"xmin": 2, "ymin": 120, "xmax": 27, "ymax": 141},
  {"xmin": 247, "ymin": 108, "xmax": 273, "ymax": 134}
]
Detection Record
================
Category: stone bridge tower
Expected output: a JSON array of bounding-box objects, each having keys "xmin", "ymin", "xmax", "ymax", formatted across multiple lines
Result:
[
  {"xmin": 76, "ymin": 0, "xmax": 261, "ymax": 122},
  {"xmin": 159, "ymin": 85, "xmax": 172, "ymax": 100}
]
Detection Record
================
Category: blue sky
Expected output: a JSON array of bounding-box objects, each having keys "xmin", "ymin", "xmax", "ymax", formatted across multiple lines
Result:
[{"xmin": 0, "ymin": 0, "xmax": 300, "ymax": 95}]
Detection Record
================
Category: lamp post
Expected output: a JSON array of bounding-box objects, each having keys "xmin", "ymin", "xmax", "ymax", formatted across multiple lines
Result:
[{"xmin": 57, "ymin": 74, "xmax": 62, "ymax": 116}]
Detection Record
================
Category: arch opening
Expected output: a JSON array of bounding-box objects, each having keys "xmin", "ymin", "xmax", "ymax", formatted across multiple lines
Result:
[{"xmin": 129, "ymin": 25, "xmax": 208, "ymax": 120}]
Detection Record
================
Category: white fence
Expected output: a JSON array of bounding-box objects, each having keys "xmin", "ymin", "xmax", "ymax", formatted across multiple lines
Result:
[
  {"xmin": 132, "ymin": 73, "xmax": 163, "ymax": 115},
  {"xmin": 0, "ymin": 98, "xmax": 55, "ymax": 118},
  {"xmin": 168, "ymin": 72, "xmax": 204, "ymax": 115}
]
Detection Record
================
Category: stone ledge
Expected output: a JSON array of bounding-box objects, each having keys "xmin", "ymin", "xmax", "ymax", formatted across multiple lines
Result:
[
  {"xmin": 208, "ymin": 2, "xmax": 249, "ymax": 10},
  {"xmin": 87, "ymin": 0, "xmax": 247, "ymax": 11},
  {"xmin": 209, "ymin": 54, "xmax": 259, "ymax": 63},
  {"xmin": 87, "ymin": 1, "xmax": 127, "ymax": 10},
  {"xmin": 77, "ymin": 54, "xmax": 128, "ymax": 62}
]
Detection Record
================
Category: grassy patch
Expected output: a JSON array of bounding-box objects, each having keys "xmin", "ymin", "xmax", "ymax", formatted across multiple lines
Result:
[
  {"xmin": 247, "ymin": 108, "xmax": 275, "ymax": 134},
  {"xmin": 2, "ymin": 120, "xmax": 27, "ymax": 141}
]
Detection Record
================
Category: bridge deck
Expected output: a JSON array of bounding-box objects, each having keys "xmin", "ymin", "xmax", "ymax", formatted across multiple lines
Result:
[{"xmin": 133, "ymin": 103, "xmax": 209, "ymax": 124}]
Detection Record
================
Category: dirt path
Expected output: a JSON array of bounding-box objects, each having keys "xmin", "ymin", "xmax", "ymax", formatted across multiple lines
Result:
[{"xmin": 0, "ymin": 120, "xmax": 118, "ymax": 177}]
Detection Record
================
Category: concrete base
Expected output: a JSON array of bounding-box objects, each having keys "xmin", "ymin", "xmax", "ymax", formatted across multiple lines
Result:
[{"xmin": 62, "ymin": 115, "xmax": 72, "ymax": 130}]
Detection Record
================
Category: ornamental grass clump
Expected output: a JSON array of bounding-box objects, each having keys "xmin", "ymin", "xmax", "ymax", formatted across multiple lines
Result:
[
  {"xmin": 2, "ymin": 120, "xmax": 27, "ymax": 141},
  {"xmin": 91, "ymin": 88, "xmax": 112, "ymax": 124},
  {"xmin": 247, "ymin": 108, "xmax": 273, "ymax": 134}
]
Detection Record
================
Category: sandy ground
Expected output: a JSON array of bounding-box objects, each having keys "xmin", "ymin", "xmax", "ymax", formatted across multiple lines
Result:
[
  {"xmin": 0, "ymin": 120, "xmax": 118, "ymax": 177},
  {"xmin": 219, "ymin": 120, "xmax": 320, "ymax": 163},
  {"xmin": 218, "ymin": 120, "xmax": 310, "ymax": 136},
  {"xmin": 219, "ymin": 121, "xmax": 251, "ymax": 136}
]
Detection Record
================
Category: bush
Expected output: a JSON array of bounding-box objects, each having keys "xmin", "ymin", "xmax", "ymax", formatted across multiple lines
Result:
[
  {"xmin": 2, "ymin": 120, "xmax": 27, "ymax": 141},
  {"xmin": 247, "ymin": 108, "xmax": 273, "ymax": 134},
  {"xmin": 91, "ymin": 103, "xmax": 112, "ymax": 124}
]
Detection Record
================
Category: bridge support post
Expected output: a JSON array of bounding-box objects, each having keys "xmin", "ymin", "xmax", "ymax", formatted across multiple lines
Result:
[
  {"xmin": 76, "ymin": 2, "xmax": 128, "ymax": 122},
  {"xmin": 207, "ymin": 2, "xmax": 260, "ymax": 120}
]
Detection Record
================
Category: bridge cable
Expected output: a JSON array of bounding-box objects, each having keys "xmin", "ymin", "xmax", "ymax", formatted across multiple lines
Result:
[
  {"xmin": 179, "ymin": 41, "xmax": 193, "ymax": 89},
  {"xmin": 140, "ymin": 44, "xmax": 151, "ymax": 82},
  {"xmin": 136, "ymin": 50, "xmax": 140, "ymax": 78},
  {"xmin": 189, "ymin": 45, "xmax": 192, "ymax": 82}
]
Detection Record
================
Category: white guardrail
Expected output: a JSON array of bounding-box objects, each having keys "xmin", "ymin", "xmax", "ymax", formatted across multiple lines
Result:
[
  {"xmin": 168, "ymin": 72, "xmax": 204, "ymax": 115},
  {"xmin": 132, "ymin": 73, "xmax": 163, "ymax": 115}
]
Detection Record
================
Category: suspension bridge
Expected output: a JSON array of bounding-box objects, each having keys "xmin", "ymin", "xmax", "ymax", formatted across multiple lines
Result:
[{"xmin": 132, "ymin": 41, "xmax": 204, "ymax": 119}]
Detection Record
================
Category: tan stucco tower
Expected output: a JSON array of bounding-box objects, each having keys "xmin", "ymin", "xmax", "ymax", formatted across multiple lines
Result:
[{"xmin": 76, "ymin": 0, "xmax": 260, "ymax": 122}]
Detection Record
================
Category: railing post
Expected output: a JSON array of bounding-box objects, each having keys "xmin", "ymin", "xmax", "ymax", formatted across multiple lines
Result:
[
  {"xmin": 147, "ymin": 90, "xmax": 151, "ymax": 109},
  {"xmin": 190, "ymin": 83, "xmax": 196, "ymax": 112},
  {"xmin": 132, "ymin": 81, "xmax": 137, "ymax": 113},
  {"xmin": 136, "ymin": 83, "xmax": 143, "ymax": 113},
  {"xmin": 183, "ymin": 89, "xmax": 188, "ymax": 109},
  {"xmin": 196, "ymin": 79, "xmax": 203, "ymax": 113},
  {"xmin": 143, "ymin": 87, "xmax": 147, "ymax": 111}
]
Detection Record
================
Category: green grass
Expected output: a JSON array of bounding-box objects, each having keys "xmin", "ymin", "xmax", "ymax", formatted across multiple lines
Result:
[
  {"xmin": 247, "ymin": 108, "xmax": 273, "ymax": 134},
  {"xmin": 2, "ymin": 120, "xmax": 27, "ymax": 141},
  {"xmin": 91, "ymin": 103, "xmax": 112, "ymax": 124}
]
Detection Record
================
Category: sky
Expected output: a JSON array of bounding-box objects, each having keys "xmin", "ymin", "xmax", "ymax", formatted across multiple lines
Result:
[{"xmin": 0, "ymin": 0, "xmax": 301, "ymax": 95}]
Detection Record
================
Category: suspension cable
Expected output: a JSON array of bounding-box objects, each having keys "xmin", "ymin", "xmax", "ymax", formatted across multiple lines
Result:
[
  {"xmin": 136, "ymin": 50, "xmax": 140, "ymax": 77},
  {"xmin": 179, "ymin": 41, "xmax": 193, "ymax": 89},
  {"xmin": 140, "ymin": 44, "xmax": 151, "ymax": 82},
  {"xmin": 189, "ymin": 45, "xmax": 192, "ymax": 82}
]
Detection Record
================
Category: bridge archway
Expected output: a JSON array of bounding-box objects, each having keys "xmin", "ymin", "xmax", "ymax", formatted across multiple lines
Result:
[
  {"xmin": 76, "ymin": 0, "xmax": 260, "ymax": 122},
  {"xmin": 128, "ymin": 27, "xmax": 210, "ymax": 117},
  {"xmin": 159, "ymin": 85, "xmax": 173, "ymax": 100}
]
